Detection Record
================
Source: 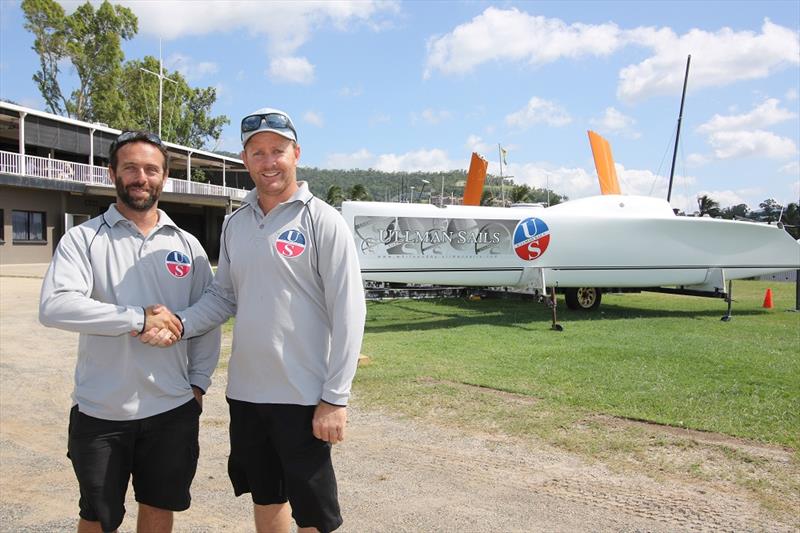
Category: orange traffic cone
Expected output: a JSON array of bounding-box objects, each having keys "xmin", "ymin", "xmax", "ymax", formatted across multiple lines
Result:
[{"xmin": 762, "ymin": 288, "xmax": 773, "ymax": 309}]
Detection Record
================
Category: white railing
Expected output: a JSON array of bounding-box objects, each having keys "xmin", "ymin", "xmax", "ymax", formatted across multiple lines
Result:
[{"xmin": 0, "ymin": 150, "xmax": 248, "ymax": 201}]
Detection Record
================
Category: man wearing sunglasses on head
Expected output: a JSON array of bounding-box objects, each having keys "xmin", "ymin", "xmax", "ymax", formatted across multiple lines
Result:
[
  {"xmin": 140, "ymin": 108, "xmax": 366, "ymax": 533},
  {"xmin": 39, "ymin": 130, "xmax": 221, "ymax": 533}
]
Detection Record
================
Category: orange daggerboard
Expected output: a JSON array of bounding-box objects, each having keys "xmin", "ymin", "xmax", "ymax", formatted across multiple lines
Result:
[
  {"xmin": 463, "ymin": 152, "xmax": 489, "ymax": 206},
  {"xmin": 588, "ymin": 130, "xmax": 621, "ymax": 195}
]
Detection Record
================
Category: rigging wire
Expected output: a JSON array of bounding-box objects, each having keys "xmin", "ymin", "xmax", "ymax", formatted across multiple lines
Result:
[{"xmin": 650, "ymin": 125, "xmax": 676, "ymax": 198}]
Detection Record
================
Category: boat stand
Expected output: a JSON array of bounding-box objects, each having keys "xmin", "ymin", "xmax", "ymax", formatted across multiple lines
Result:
[
  {"xmin": 550, "ymin": 286, "xmax": 563, "ymax": 331},
  {"xmin": 721, "ymin": 280, "xmax": 733, "ymax": 322}
]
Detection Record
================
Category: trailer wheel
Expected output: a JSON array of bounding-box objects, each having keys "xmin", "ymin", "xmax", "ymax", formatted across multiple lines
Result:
[{"xmin": 565, "ymin": 287, "xmax": 602, "ymax": 311}]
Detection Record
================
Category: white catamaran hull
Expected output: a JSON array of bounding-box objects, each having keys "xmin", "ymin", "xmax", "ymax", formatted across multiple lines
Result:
[{"xmin": 342, "ymin": 195, "xmax": 800, "ymax": 291}]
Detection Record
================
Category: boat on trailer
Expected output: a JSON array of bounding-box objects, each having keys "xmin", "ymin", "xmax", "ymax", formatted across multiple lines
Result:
[{"xmin": 342, "ymin": 195, "xmax": 800, "ymax": 309}]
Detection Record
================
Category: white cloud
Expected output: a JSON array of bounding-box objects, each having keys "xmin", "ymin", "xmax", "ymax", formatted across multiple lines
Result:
[
  {"xmin": 303, "ymin": 110, "xmax": 324, "ymax": 127},
  {"xmin": 325, "ymin": 148, "xmax": 374, "ymax": 169},
  {"xmin": 786, "ymin": 88, "xmax": 799, "ymax": 101},
  {"xmin": 422, "ymin": 8, "xmax": 799, "ymax": 101},
  {"xmin": 779, "ymin": 161, "xmax": 799, "ymax": 175},
  {"xmin": 324, "ymin": 148, "xmax": 459, "ymax": 172},
  {"xmin": 507, "ymin": 163, "xmax": 595, "ymax": 200},
  {"xmin": 707, "ymin": 130, "xmax": 798, "ymax": 159},
  {"xmin": 340, "ymin": 86, "xmax": 363, "ymax": 97},
  {"xmin": 619, "ymin": 20, "xmax": 799, "ymax": 101},
  {"xmin": 424, "ymin": 7, "xmax": 623, "ymax": 78},
  {"xmin": 369, "ymin": 113, "xmax": 391, "ymax": 126},
  {"xmin": 374, "ymin": 149, "xmax": 457, "ymax": 172},
  {"xmin": 413, "ymin": 109, "xmax": 451, "ymax": 125},
  {"xmin": 165, "ymin": 53, "xmax": 218, "ymax": 81},
  {"xmin": 686, "ymin": 153, "xmax": 710, "ymax": 166},
  {"xmin": 694, "ymin": 189, "xmax": 749, "ymax": 209},
  {"xmin": 506, "ymin": 97, "xmax": 571, "ymax": 129},
  {"xmin": 589, "ymin": 107, "xmax": 640, "ymax": 138},
  {"xmin": 465, "ymin": 134, "xmax": 490, "ymax": 154},
  {"xmin": 101, "ymin": 1, "xmax": 398, "ymax": 85},
  {"xmin": 269, "ymin": 57, "xmax": 315, "ymax": 84},
  {"xmin": 111, "ymin": 1, "xmax": 397, "ymax": 41},
  {"xmin": 697, "ymin": 98, "xmax": 796, "ymax": 134}
]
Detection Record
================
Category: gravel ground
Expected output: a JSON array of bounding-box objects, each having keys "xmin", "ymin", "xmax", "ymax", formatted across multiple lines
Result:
[{"xmin": 0, "ymin": 275, "xmax": 796, "ymax": 532}]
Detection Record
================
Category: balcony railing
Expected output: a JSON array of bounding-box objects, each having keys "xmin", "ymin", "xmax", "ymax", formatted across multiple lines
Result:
[{"xmin": 0, "ymin": 150, "xmax": 248, "ymax": 201}]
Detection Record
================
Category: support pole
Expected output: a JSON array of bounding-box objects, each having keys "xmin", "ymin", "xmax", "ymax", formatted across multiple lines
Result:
[
  {"xmin": 721, "ymin": 280, "xmax": 733, "ymax": 322},
  {"xmin": 550, "ymin": 286, "xmax": 563, "ymax": 331}
]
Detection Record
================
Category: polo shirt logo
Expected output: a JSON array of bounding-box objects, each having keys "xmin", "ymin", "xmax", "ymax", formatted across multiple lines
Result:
[
  {"xmin": 165, "ymin": 250, "xmax": 192, "ymax": 278},
  {"xmin": 276, "ymin": 229, "xmax": 306, "ymax": 258}
]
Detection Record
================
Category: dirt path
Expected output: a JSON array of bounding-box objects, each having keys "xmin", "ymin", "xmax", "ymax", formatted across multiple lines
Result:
[{"xmin": 0, "ymin": 276, "xmax": 795, "ymax": 532}]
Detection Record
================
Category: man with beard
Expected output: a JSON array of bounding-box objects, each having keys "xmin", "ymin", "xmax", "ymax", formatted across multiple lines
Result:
[{"xmin": 39, "ymin": 131, "xmax": 221, "ymax": 533}]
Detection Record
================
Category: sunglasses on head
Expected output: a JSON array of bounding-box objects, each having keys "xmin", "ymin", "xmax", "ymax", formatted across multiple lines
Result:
[
  {"xmin": 241, "ymin": 113, "xmax": 297, "ymax": 137},
  {"xmin": 111, "ymin": 131, "xmax": 163, "ymax": 151}
]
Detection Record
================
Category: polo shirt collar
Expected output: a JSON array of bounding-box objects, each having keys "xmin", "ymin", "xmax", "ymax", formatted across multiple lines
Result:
[
  {"xmin": 103, "ymin": 203, "xmax": 178, "ymax": 231},
  {"xmin": 243, "ymin": 181, "xmax": 314, "ymax": 213}
]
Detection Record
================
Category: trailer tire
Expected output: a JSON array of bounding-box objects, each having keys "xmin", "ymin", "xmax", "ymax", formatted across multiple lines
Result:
[{"xmin": 565, "ymin": 287, "xmax": 602, "ymax": 311}]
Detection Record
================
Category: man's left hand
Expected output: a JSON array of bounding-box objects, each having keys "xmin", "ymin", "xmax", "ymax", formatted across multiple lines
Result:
[{"xmin": 312, "ymin": 402, "xmax": 347, "ymax": 444}]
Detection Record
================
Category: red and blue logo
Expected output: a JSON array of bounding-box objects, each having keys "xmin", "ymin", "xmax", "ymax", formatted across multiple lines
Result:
[
  {"xmin": 165, "ymin": 250, "xmax": 192, "ymax": 278},
  {"xmin": 513, "ymin": 217, "xmax": 550, "ymax": 261},
  {"xmin": 275, "ymin": 229, "xmax": 306, "ymax": 258}
]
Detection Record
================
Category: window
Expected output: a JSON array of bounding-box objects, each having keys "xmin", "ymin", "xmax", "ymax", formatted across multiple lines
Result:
[{"xmin": 12, "ymin": 210, "xmax": 46, "ymax": 243}]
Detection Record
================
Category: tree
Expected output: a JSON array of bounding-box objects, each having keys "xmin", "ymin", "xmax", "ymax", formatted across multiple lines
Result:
[
  {"xmin": 22, "ymin": 0, "xmax": 137, "ymax": 122},
  {"xmin": 23, "ymin": 0, "xmax": 227, "ymax": 149},
  {"xmin": 757, "ymin": 198, "xmax": 782, "ymax": 222},
  {"xmin": 697, "ymin": 194, "xmax": 720, "ymax": 217},
  {"xmin": 118, "ymin": 57, "xmax": 228, "ymax": 148},
  {"xmin": 480, "ymin": 189, "xmax": 494, "ymax": 206},
  {"xmin": 325, "ymin": 185, "xmax": 345, "ymax": 207},
  {"xmin": 509, "ymin": 185, "xmax": 532, "ymax": 204},
  {"xmin": 719, "ymin": 203, "xmax": 749, "ymax": 220},
  {"xmin": 348, "ymin": 184, "xmax": 370, "ymax": 201},
  {"xmin": 783, "ymin": 202, "xmax": 799, "ymax": 239}
]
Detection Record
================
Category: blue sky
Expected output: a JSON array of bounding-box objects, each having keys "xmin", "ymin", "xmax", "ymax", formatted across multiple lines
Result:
[{"xmin": 1, "ymin": 0, "xmax": 798, "ymax": 213}]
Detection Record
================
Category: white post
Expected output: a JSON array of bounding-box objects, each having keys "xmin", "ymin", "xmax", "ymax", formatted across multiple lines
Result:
[
  {"xmin": 89, "ymin": 128, "xmax": 95, "ymax": 178},
  {"xmin": 18, "ymin": 111, "xmax": 27, "ymax": 175},
  {"xmin": 498, "ymin": 143, "xmax": 505, "ymax": 206}
]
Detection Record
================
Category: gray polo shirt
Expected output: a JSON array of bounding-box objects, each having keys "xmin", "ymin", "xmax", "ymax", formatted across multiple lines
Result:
[
  {"xmin": 39, "ymin": 204, "xmax": 221, "ymax": 421},
  {"xmin": 181, "ymin": 182, "xmax": 366, "ymax": 406}
]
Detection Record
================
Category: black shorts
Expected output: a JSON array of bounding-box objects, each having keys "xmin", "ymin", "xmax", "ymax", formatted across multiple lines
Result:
[
  {"xmin": 67, "ymin": 399, "xmax": 201, "ymax": 532},
  {"xmin": 227, "ymin": 398, "xmax": 342, "ymax": 533}
]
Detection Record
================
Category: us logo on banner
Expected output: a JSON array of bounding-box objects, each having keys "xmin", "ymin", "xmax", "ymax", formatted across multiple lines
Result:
[
  {"xmin": 165, "ymin": 250, "xmax": 192, "ymax": 278},
  {"xmin": 276, "ymin": 229, "xmax": 306, "ymax": 258},
  {"xmin": 512, "ymin": 217, "xmax": 550, "ymax": 261}
]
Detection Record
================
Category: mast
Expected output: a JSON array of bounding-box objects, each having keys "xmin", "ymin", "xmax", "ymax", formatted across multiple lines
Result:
[{"xmin": 667, "ymin": 55, "xmax": 691, "ymax": 203}]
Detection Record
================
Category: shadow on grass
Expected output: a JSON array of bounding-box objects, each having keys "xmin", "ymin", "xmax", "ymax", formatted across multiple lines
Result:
[{"xmin": 365, "ymin": 297, "xmax": 769, "ymax": 333}]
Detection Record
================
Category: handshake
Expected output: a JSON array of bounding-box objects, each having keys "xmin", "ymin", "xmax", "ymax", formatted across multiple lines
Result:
[{"xmin": 131, "ymin": 305, "xmax": 182, "ymax": 347}]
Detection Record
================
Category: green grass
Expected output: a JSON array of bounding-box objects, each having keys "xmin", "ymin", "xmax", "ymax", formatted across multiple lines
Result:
[{"xmin": 356, "ymin": 280, "xmax": 800, "ymax": 450}]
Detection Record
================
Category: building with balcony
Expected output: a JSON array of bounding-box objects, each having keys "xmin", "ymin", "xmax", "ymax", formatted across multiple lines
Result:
[{"xmin": 0, "ymin": 101, "xmax": 252, "ymax": 265}]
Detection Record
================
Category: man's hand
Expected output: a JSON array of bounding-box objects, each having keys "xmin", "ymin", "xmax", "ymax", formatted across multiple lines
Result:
[
  {"xmin": 312, "ymin": 402, "xmax": 347, "ymax": 444},
  {"xmin": 191, "ymin": 385, "xmax": 203, "ymax": 411},
  {"xmin": 130, "ymin": 305, "xmax": 181, "ymax": 347}
]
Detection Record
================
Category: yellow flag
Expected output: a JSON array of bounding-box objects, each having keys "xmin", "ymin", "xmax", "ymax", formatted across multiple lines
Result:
[{"xmin": 500, "ymin": 146, "xmax": 508, "ymax": 165}]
